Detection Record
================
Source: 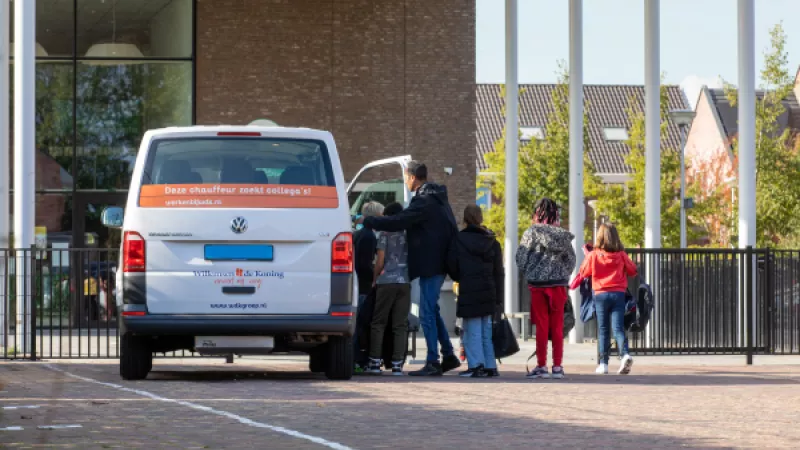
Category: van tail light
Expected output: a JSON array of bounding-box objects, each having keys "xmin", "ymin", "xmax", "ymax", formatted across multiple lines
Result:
[
  {"xmin": 123, "ymin": 231, "xmax": 146, "ymax": 273},
  {"xmin": 331, "ymin": 232, "xmax": 353, "ymax": 273}
]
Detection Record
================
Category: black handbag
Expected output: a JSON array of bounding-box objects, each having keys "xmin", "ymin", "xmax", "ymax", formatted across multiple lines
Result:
[{"xmin": 492, "ymin": 314, "xmax": 520, "ymax": 360}]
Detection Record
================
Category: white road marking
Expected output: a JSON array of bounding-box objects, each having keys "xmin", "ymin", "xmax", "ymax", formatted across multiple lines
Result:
[
  {"xmin": 2, "ymin": 405, "xmax": 41, "ymax": 410},
  {"xmin": 37, "ymin": 424, "xmax": 83, "ymax": 430},
  {"xmin": 0, "ymin": 426, "xmax": 23, "ymax": 431},
  {"xmin": 44, "ymin": 364, "xmax": 354, "ymax": 450}
]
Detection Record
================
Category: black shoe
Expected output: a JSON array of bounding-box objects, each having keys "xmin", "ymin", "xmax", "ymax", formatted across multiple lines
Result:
[
  {"xmin": 459, "ymin": 364, "xmax": 487, "ymax": 378},
  {"xmin": 484, "ymin": 368, "xmax": 500, "ymax": 378},
  {"xmin": 408, "ymin": 362, "xmax": 443, "ymax": 377},
  {"xmin": 441, "ymin": 354, "xmax": 462, "ymax": 373}
]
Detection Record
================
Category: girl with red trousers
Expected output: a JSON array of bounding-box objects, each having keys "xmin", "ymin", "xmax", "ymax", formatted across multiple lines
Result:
[{"xmin": 516, "ymin": 199, "xmax": 576, "ymax": 379}]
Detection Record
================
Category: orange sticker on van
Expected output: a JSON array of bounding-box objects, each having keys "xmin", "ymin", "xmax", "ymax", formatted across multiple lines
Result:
[{"xmin": 139, "ymin": 184, "xmax": 340, "ymax": 209}]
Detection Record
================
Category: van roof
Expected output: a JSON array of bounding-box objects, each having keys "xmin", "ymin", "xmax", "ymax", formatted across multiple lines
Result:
[{"xmin": 145, "ymin": 125, "xmax": 332, "ymax": 140}]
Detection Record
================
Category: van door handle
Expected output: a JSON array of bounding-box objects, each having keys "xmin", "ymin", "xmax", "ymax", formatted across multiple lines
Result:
[{"xmin": 222, "ymin": 287, "xmax": 256, "ymax": 295}]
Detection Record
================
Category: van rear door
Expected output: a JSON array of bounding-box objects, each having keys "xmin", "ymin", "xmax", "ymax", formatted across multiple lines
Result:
[
  {"xmin": 346, "ymin": 156, "xmax": 420, "ymax": 319},
  {"xmin": 132, "ymin": 134, "xmax": 348, "ymax": 315}
]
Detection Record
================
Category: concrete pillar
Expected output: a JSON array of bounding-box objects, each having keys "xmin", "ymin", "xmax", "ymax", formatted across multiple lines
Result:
[
  {"xmin": 0, "ymin": 0, "xmax": 10, "ymax": 348},
  {"xmin": 644, "ymin": 0, "xmax": 661, "ymax": 249},
  {"xmin": 643, "ymin": 0, "xmax": 661, "ymax": 347},
  {"xmin": 568, "ymin": 0, "xmax": 584, "ymax": 344},
  {"xmin": 737, "ymin": 0, "xmax": 756, "ymax": 347},
  {"xmin": 503, "ymin": 0, "xmax": 519, "ymax": 316},
  {"xmin": 737, "ymin": 0, "xmax": 756, "ymax": 248},
  {"xmin": 14, "ymin": 0, "xmax": 35, "ymax": 354}
]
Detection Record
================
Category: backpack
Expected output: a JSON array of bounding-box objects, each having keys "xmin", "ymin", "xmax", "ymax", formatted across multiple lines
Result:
[
  {"xmin": 624, "ymin": 279, "xmax": 653, "ymax": 333},
  {"xmin": 579, "ymin": 277, "xmax": 596, "ymax": 323}
]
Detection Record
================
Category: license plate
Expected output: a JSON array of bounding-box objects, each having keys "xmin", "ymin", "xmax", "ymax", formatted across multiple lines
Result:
[
  {"xmin": 204, "ymin": 244, "xmax": 274, "ymax": 261},
  {"xmin": 194, "ymin": 336, "xmax": 274, "ymax": 350}
]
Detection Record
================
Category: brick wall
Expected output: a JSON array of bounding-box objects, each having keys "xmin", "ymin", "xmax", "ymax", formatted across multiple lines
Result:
[{"xmin": 195, "ymin": 0, "xmax": 476, "ymax": 220}]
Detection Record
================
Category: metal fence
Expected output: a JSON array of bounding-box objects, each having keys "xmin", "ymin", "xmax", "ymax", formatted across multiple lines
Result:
[
  {"xmin": 3, "ymin": 247, "xmax": 800, "ymax": 360},
  {"xmin": 0, "ymin": 247, "xmax": 199, "ymax": 360},
  {"xmin": 625, "ymin": 248, "xmax": 763, "ymax": 356},
  {"xmin": 517, "ymin": 247, "xmax": 800, "ymax": 358}
]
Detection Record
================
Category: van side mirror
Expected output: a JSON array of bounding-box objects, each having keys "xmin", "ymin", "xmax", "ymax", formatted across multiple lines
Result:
[{"xmin": 101, "ymin": 207, "xmax": 124, "ymax": 229}]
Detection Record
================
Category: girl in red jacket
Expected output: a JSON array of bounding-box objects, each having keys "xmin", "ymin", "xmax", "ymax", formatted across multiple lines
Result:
[{"xmin": 571, "ymin": 223, "xmax": 637, "ymax": 375}]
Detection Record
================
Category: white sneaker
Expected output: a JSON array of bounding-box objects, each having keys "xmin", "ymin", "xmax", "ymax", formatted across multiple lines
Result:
[
  {"xmin": 618, "ymin": 354, "xmax": 633, "ymax": 375},
  {"xmin": 595, "ymin": 363, "xmax": 608, "ymax": 375}
]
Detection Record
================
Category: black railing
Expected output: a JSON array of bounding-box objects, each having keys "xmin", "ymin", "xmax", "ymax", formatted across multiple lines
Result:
[
  {"xmin": 625, "ymin": 248, "xmax": 764, "ymax": 355},
  {"xmin": 3, "ymin": 247, "xmax": 800, "ymax": 359},
  {"xmin": 517, "ymin": 247, "xmax": 799, "ymax": 358},
  {"xmin": 0, "ymin": 247, "xmax": 200, "ymax": 360}
]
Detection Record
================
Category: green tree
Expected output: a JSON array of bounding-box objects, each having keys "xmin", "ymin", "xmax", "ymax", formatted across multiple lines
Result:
[
  {"xmin": 591, "ymin": 83, "xmax": 694, "ymax": 248},
  {"xmin": 722, "ymin": 23, "xmax": 800, "ymax": 247},
  {"xmin": 482, "ymin": 62, "xmax": 602, "ymax": 245}
]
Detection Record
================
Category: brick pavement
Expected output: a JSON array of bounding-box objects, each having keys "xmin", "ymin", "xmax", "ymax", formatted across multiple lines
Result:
[{"xmin": 1, "ymin": 360, "xmax": 799, "ymax": 449}]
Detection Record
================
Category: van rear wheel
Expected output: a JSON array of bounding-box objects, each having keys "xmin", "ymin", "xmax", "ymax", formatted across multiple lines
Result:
[
  {"xmin": 309, "ymin": 346, "xmax": 326, "ymax": 373},
  {"xmin": 120, "ymin": 333, "xmax": 153, "ymax": 380},
  {"xmin": 324, "ymin": 336, "xmax": 353, "ymax": 380}
]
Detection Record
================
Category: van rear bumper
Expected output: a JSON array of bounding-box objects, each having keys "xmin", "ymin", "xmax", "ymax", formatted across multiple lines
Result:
[{"xmin": 122, "ymin": 310, "xmax": 356, "ymax": 337}]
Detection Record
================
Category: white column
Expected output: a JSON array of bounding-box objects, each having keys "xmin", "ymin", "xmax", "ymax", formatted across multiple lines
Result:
[
  {"xmin": 0, "ymin": 0, "xmax": 10, "ymax": 348},
  {"xmin": 568, "ymin": 0, "xmax": 584, "ymax": 344},
  {"xmin": 737, "ymin": 0, "xmax": 756, "ymax": 248},
  {"xmin": 644, "ymin": 0, "xmax": 661, "ymax": 249},
  {"xmin": 503, "ymin": 0, "xmax": 519, "ymax": 317},
  {"xmin": 14, "ymin": 0, "xmax": 35, "ymax": 354},
  {"xmin": 737, "ymin": 0, "xmax": 756, "ymax": 348},
  {"xmin": 643, "ymin": 0, "xmax": 661, "ymax": 348}
]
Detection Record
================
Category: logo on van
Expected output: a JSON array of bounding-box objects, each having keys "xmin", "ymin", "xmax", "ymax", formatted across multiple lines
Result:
[{"xmin": 230, "ymin": 217, "xmax": 248, "ymax": 234}]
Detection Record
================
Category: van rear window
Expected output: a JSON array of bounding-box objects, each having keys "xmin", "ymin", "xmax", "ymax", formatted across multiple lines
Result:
[{"xmin": 138, "ymin": 137, "xmax": 339, "ymax": 209}]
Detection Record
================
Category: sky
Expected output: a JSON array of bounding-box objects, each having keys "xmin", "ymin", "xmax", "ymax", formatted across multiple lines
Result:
[{"xmin": 476, "ymin": 0, "xmax": 800, "ymax": 107}]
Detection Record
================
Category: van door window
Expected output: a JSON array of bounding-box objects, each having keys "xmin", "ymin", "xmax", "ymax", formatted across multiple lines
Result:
[{"xmin": 348, "ymin": 165, "xmax": 406, "ymax": 216}]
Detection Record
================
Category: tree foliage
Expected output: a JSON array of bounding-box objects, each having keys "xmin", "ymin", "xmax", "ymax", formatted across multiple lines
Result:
[
  {"xmin": 721, "ymin": 23, "xmax": 800, "ymax": 247},
  {"xmin": 591, "ymin": 84, "xmax": 698, "ymax": 248},
  {"xmin": 482, "ymin": 63, "xmax": 602, "ymax": 245}
]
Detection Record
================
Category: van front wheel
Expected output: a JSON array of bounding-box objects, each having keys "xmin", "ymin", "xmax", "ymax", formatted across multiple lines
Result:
[
  {"xmin": 324, "ymin": 336, "xmax": 353, "ymax": 380},
  {"xmin": 120, "ymin": 333, "xmax": 153, "ymax": 380}
]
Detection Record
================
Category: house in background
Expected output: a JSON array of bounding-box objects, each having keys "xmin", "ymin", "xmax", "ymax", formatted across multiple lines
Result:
[
  {"xmin": 475, "ymin": 84, "xmax": 690, "ymax": 234},
  {"xmin": 685, "ymin": 71, "xmax": 800, "ymax": 244}
]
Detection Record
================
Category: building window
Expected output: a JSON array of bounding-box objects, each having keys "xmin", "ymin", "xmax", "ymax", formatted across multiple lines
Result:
[
  {"xmin": 603, "ymin": 127, "xmax": 629, "ymax": 141},
  {"xmin": 520, "ymin": 127, "xmax": 545, "ymax": 142},
  {"xmin": 8, "ymin": 0, "xmax": 195, "ymax": 248}
]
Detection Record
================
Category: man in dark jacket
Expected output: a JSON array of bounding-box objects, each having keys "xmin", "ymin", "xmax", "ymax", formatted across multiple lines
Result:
[{"xmin": 361, "ymin": 161, "xmax": 461, "ymax": 376}]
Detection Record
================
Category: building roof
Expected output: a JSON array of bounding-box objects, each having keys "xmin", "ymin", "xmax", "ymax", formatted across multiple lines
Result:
[
  {"xmin": 476, "ymin": 84, "xmax": 690, "ymax": 174},
  {"xmin": 705, "ymin": 88, "xmax": 800, "ymax": 144}
]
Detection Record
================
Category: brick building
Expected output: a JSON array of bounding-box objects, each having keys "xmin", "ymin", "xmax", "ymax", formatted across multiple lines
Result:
[{"xmin": 7, "ymin": 0, "xmax": 476, "ymax": 246}]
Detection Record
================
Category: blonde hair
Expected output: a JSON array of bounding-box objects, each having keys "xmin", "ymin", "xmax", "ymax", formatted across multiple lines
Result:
[
  {"xmin": 361, "ymin": 201, "xmax": 384, "ymax": 218},
  {"xmin": 463, "ymin": 204, "xmax": 483, "ymax": 227},
  {"xmin": 595, "ymin": 222, "xmax": 624, "ymax": 252}
]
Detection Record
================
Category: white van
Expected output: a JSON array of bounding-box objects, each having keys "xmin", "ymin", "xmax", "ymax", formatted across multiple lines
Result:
[{"xmin": 102, "ymin": 125, "xmax": 414, "ymax": 381}]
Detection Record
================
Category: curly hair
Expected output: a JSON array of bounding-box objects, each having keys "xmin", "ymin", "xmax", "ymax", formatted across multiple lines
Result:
[{"xmin": 533, "ymin": 198, "xmax": 559, "ymax": 225}]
